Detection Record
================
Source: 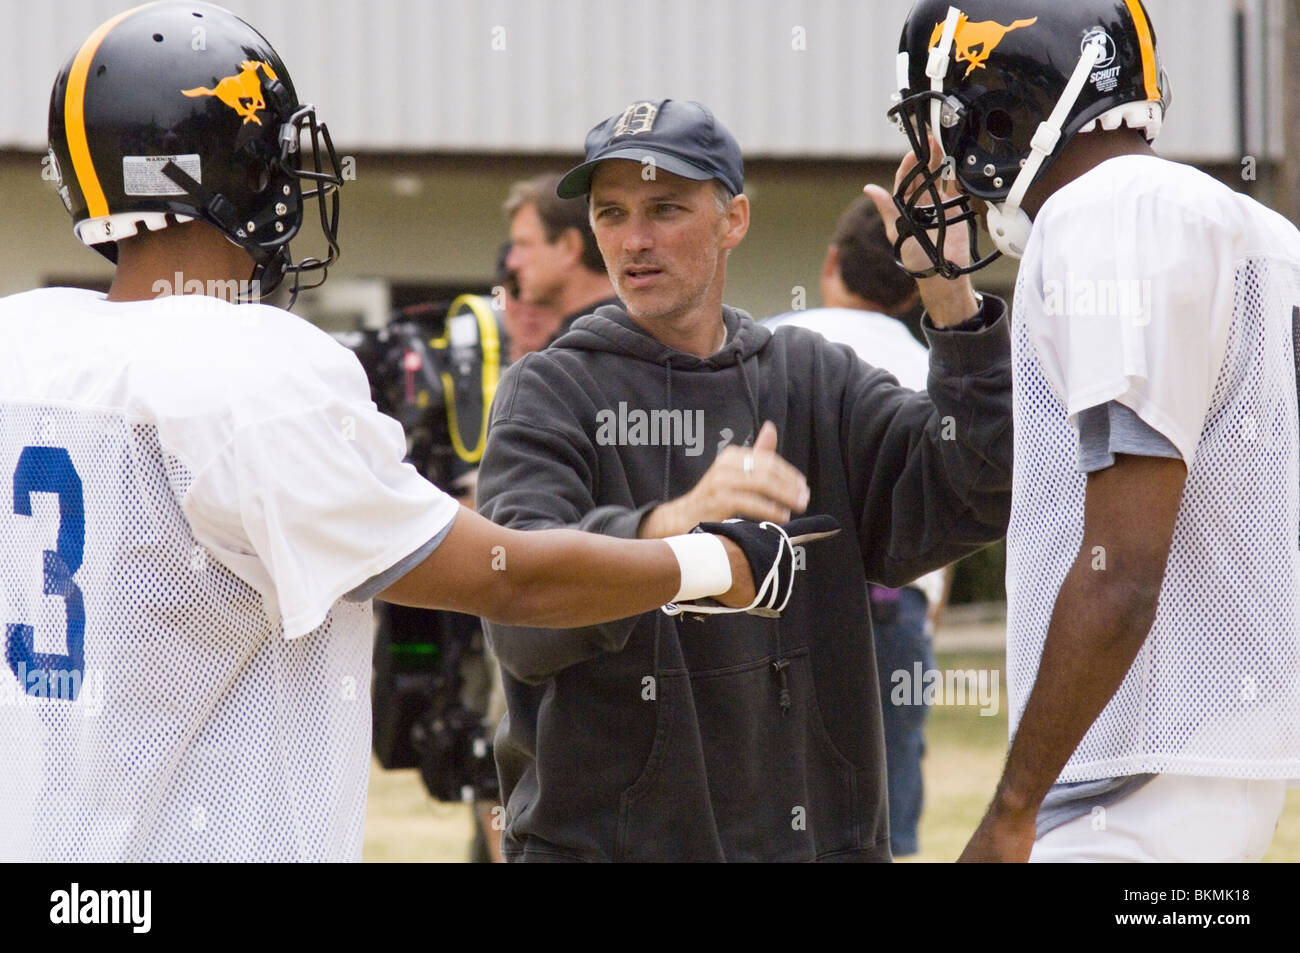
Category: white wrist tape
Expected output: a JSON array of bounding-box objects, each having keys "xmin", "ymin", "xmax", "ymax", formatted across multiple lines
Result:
[{"xmin": 663, "ymin": 532, "xmax": 732, "ymax": 602}]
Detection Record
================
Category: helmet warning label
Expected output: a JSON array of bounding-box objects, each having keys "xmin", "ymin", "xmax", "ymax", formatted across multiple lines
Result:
[{"xmin": 122, "ymin": 154, "xmax": 202, "ymax": 197}]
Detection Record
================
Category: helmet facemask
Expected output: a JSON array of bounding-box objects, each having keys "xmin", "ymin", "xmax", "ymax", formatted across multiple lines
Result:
[
  {"xmin": 886, "ymin": 1, "xmax": 1156, "ymax": 278},
  {"xmin": 157, "ymin": 95, "xmax": 343, "ymax": 309},
  {"xmin": 259, "ymin": 101, "xmax": 343, "ymax": 309},
  {"xmin": 887, "ymin": 88, "xmax": 1002, "ymax": 279},
  {"xmin": 883, "ymin": 4, "xmax": 1000, "ymax": 280}
]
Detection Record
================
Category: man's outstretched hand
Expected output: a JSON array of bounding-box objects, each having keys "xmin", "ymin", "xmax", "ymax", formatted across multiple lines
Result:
[{"xmin": 640, "ymin": 421, "xmax": 810, "ymax": 538}]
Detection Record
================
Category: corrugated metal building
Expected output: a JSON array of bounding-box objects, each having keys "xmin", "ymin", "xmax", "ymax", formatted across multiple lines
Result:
[{"xmin": 0, "ymin": 0, "xmax": 1289, "ymax": 317}]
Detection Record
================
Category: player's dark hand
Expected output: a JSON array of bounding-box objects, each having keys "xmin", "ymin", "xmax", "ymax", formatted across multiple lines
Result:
[
  {"xmin": 716, "ymin": 538, "xmax": 756, "ymax": 608},
  {"xmin": 670, "ymin": 515, "xmax": 841, "ymax": 617},
  {"xmin": 958, "ymin": 804, "xmax": 1036, "ymax": 862}
]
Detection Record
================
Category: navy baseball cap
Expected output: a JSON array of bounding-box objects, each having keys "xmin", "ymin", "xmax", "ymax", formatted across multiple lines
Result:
[{"xmin": 556, "ymin": 99, "xmax": 744, "ymax": 199}]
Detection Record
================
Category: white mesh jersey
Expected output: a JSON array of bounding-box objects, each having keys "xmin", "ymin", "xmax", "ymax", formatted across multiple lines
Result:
[
  {"xmin": 0, "ymin": 289, "xmax": 458, "ymax": 861},
  {"xmin": 1007, "ymin": 155, "xmax": 1300, "ymax": 781}
]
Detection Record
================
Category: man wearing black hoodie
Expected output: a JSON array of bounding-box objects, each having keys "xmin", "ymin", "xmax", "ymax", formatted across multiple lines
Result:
[{"xmin": 477, "ymin": 99, "xmax": 1014, "ymax": 862}]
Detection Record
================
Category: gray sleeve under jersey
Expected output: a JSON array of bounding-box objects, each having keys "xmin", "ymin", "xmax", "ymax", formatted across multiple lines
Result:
[
  {"xmin": 1076, "ymin": 401, "xmax": 1183, "ymax": 474},
  {"xmin": 342, "ymin": 510, "xmax": 460, "ymax": 603}
]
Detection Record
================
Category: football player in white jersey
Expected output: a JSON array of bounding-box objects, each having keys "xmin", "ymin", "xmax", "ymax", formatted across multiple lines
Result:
[
  {"xmin": 870, "ymin": 0, "xmax": 1300, "ymax": 861},
  {"xmin": 0, "ymin": 2, "xmax": 828, "ymax": 862}
]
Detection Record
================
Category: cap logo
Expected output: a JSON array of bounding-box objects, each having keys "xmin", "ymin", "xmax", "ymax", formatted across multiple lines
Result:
[
  {"xmin": 929, "ymin": 14, "xmax": 1038, "ymax": 78},
  {"xmin": 181, "ymin": 60, "xmax": 278, "ymax": 125},
  {"xmin": 611, "ymin": 101, "xmax": 659, "ymax": 137}
]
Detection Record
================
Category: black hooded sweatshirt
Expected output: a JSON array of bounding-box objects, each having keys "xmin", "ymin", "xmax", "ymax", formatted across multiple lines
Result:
[{"xmin": 477, "ymin": 300, "xmax": 1012, "ymax": 862}]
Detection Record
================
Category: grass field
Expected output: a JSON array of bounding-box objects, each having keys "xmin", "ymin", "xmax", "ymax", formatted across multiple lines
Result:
[{"xmin": 363, "ymin": 647, "xmax": 1300, "ymax": 863}]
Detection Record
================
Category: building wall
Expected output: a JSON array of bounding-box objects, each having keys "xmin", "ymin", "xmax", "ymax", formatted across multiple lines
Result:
[
  {"xmin": 1, "ymin": 0, "xmax": 1282, "ymax": 159},
  {"xmin": 0, "ymin": 0, "xmax": 1283, "ymax": 319},
  {"xmin": 2, "ymin": 150, "xmax": 1029, "ymax": 320}
]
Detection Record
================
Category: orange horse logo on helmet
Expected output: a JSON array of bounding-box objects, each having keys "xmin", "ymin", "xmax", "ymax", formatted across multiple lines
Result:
[
  {"xmin": 181, "ymin": 60, "xmax": 278, "ymax": 125},
  {"xmin": 930, "ymin": 14, "xmax": 1038, "ymax": 78}
]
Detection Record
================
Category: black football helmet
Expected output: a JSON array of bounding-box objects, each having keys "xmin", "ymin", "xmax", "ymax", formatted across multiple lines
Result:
[
  {"xmin": 47, "ymin": 1, "xmax": 342, "ymax": 305},
  {"xmin": 887, "ymin": 0, "xmax": 1171, "ymax": 277}
]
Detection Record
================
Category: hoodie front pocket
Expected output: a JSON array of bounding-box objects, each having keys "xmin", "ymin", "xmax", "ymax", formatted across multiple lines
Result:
[{"xmin": 615, "ymin": 649, "xmax": 859, "ymax": 861}]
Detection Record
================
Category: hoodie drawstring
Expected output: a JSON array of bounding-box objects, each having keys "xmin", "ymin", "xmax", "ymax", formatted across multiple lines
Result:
[
  {"xmin": 772, "ymin": 659, "xmax": 792, "ymax": 715},
  {"xmin": 733, "ymin": 343, "xmax": 791, "ymax": 716},
  {"xmin": 662, "ymin": 358, "xmax": 674, "ymax": 503},
  {"xmin": 733, "ymin": 341, "xmax": 761, "ymax": 440},
  {"xmin": 653, "ymin": 358, "xmax": 675, "ymax": 680}
]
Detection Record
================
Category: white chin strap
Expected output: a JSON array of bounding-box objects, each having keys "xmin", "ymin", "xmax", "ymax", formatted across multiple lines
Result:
[
  {"xmin": 926, "ymin": 6, "xmax": 964, "ymax": 174},
  {"xmin": 984, "ymin": 38, "xmax": 1105, "ymax": 259}
]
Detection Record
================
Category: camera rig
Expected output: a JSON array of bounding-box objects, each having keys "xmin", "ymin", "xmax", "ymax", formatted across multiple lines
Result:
[{"xmin": 331, "ymin": 294, "xmax": 504, "ymax": 805}]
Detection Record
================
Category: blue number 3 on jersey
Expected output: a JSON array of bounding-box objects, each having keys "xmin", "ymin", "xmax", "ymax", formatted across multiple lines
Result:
[{"xmin": 7, "ymin": 445, "xmax": 85, "ymax": 701}]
